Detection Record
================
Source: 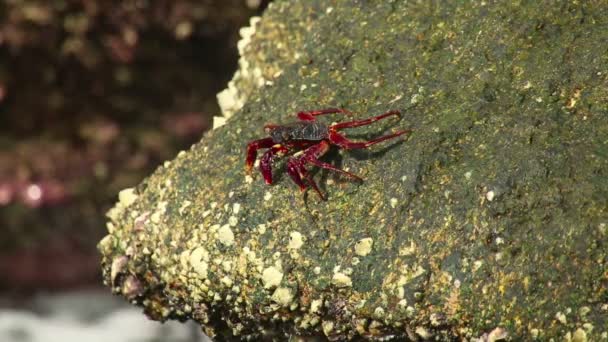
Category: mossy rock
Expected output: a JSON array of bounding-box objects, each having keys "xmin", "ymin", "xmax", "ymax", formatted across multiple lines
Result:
[{"xmin": 99, "ymin": 1, "xmax": 608, "ymax": 340}]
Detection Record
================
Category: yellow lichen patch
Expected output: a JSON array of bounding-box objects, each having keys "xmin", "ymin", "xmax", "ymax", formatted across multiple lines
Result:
[
  {"xmin": 228, "ymin": 216, "xmax": 238, "ymax": 226},
  {"xmin": 216, "ymin": 16, "xmax": 263, "ymax": 118},
  {"xmin": 150, "ymin": 203, "xmax": 167, "ymax": 224},
  {"xmin": 217, "ymin": 224, "xmax": 235, "ymax": 246},
  {"xmin": 555, "ymin": 311, "xmax": 567, "ymax": 325},
  {"xmin": 354, "ymin": 237, "xmax": 373, "ymax": 256},
  {"xmin": 373, "ymin": 307, "xmax": 385, "ymax": 318},
  {"xmin": 565, "ymin": 87, "xmax": 582, "ymax": 109},
  {"xmin": 178, "ymin": 200, "xmax": 191, "ymax": 215},
  {"xmin": 189, "ymin": 247, "xmax": 210, "ymax": 279},
  {"xmin": 118, "ymin": 187, "xmax": 138, "ymax": 207},
  {"xmin": 572, "ymin": 328, "xmax": 587, "ymax": 342},
  {"xmin": 332, "ymin": 272, "xmax": 352, "ymax": 287},
  {"xmin": 106, "ymin": 222, "xmax": 115, "ymax": 234},
  {"xmin": 98, "ymin": 235, "xmax": 114, "ymax": 252},
  {"xmin": 397, "ymin": 265, "xmax": 426, "ymax": 286},
  {"xmin": 310, "ymin": 298, "xmax": 323, "ymax": 313},
  {"xmin": 415, "ymin": 326, "xmax": 432, "ymax": 339},
  {"xmin": 288, "ymin": 231, "xmax": 304, "ymax": 249},
  {"xmin": 262, "ymin": 266, "xmax": 283, "ymax": 289},
  {"xmin": 212, "ymin": 116, "xmax": 227, "ymax": 129},
  {"xmin": 322, "ymin": 321, "xmax": 335, "ymax": 337},
  {"xmin": 257, "ymin": 224, "xmax": 267, "ymax": 234},
  {"xmin": 398, "ymin": 240, "xmax": 417, "ymax": 256},
  {"xmin": 236, "ymin": 252, "xmax": 248, "ymax": 276},
  {"xmin": 107, "ymin": 187, "xmax": 139, "ymax": 222},
  {"xmin": 271, "ymin": 287, "xmax": 294, "ymax": 307},
  {"xmin": 264, "ymin": 191, "xmax": 272, "ymax": 201},
  {"xmin": 221, "ymin": 276, "xmax": 233, "ymax": 287},
  {"xmin": 221, "ymin": 260, "xmax": 232, "ymax": 272}
]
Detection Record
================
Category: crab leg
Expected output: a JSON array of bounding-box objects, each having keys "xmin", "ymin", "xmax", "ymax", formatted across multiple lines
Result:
[
  {"xmin": 306, "ymin": 158, "xmax": 363, "ymax": 181},
  {"xmin": 329, "ymin": 129, "xmax": 410, "ymax": 150},
  {"xmin": 297, "ymin": 108, "xmax": 353, "ymax": 121},
  {"xmin": 331, "ymin": 110, "xmax": 401, "ymax": 129},
  {"xmin": 287, "ymin": 157, "xmax": 326, "ymax": 200},
  {"xmin": 300, "ymin": 141, "xmax": 362, "ymax": 181},
  {"xmin": 246, "ymin": 137, "xmax": 274, "ymax": 172},
  {"xmin": 301, "ymin": 165, "xmax": 326, "ymax": 200},
  {"xmin": 287, "ymin": 140, "xmax": 364, "ymax": 200},
  {"xmin": 286, "ymin": 159, "xmax": 309, "ymax": 191}
]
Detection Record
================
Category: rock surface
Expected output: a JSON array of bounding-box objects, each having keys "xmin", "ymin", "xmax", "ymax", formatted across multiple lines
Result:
[{"xmin": 99, "ymin": 1, "xmax": 608, "ymax": 340}]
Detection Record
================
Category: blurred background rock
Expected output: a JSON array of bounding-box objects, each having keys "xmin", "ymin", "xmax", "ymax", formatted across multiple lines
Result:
[{"xmin": 0, "ymin": 0, "xmax": 269, "ymax": 340}]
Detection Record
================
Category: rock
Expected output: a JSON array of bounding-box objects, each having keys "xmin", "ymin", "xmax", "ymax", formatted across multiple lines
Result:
[{"xmin": 99, "ymin": 1, "xmax": 608, "ymax": 340}]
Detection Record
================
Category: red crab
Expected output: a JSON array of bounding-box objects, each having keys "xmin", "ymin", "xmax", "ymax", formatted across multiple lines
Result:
[{"xmin": 245, "ymin": 108, "xmax": 410, "ymax": 200}]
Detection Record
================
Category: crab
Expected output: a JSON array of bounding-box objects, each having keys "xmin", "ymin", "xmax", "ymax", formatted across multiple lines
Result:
[{"xmin": 245, "ymin": 108, "xmax": 410, "ymax": 200}]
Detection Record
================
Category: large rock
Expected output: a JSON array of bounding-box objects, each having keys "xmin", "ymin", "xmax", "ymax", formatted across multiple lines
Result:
[{"xmin": 99, "ymin": 1, "xmax": 608, "ymax": 340}]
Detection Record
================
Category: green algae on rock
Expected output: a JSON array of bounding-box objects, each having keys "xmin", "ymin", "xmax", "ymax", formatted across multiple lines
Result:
[{"xmin": 99, "ymin": 1, "xmax": 608, "ymax": 340}]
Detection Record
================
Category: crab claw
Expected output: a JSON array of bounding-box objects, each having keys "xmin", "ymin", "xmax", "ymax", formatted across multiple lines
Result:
[{"xmin": 246, "ymin": 137, "xmax": 274, "ymax": 174}]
